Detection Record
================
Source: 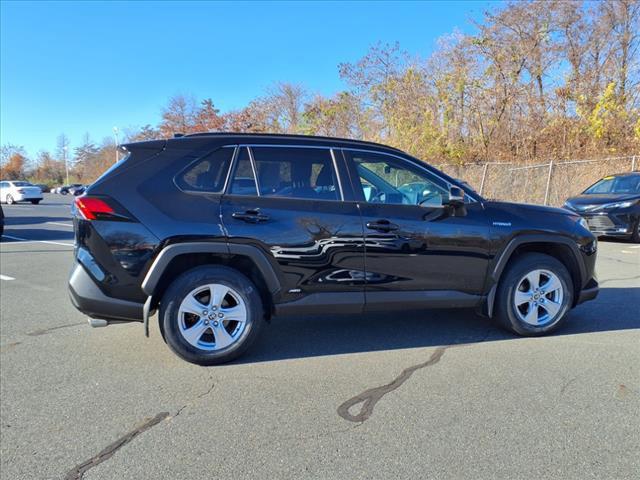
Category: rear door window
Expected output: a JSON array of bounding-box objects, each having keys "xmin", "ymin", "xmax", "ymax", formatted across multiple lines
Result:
[
  {"xmin": 228, "ymin": 146, "xmax": 341, "ymax": 201},
  {"xmin": 175, "ymin": 147, "xmax": 234, "ymax": 193}
]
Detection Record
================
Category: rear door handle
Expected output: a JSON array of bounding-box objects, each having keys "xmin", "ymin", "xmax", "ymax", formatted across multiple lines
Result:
[
  {"xmin": 232, "ymin": 209, "xmax": 270, "ymax": 223},
  {"xmin": 366, "ymin": 219, "xmax": 399, "ymax": 232}
]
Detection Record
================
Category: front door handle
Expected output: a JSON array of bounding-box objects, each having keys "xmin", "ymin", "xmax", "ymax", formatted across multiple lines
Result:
[
  {"xmin": 366, "ymin": 219, "xmax": 399, "ymax": 232},
  {"xmin": 232, "ymin": 209, "xmax": 270, "ymax": 223}
]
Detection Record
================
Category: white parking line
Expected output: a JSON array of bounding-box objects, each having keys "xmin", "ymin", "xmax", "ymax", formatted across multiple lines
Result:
[
  {"xmin": 1, "ymin": 234, "xmax": 74, "ymax": 247},
  {"xmin": 47, "ymin": 222, "xmax": 74, "ymax": 228},
  {"xmin": 630, "ymin": 245, "xmax": 640, "ymax": 249},
  {"xmin": 0, "ymin": 274, "xmax": 15, "ymax": 281}
]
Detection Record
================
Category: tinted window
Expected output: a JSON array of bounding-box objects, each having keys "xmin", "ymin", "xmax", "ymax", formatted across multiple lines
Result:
[
  {"xmin": 12, "ymin": 181, "xmax": 31, "ymax": 187},
  {"xmin": 175, "ymin": 147, "xmax": 233, "ymax": 193},
  {"xmin": 585, "ymin": 175, "xmax": 640, "ymax": 194},
  {"xmin": 230, "ymin": 147, "xmax": 340, "ymax": 201},
  {"xmin": 346, "ymin": 151, "xmax": 448, "ymax": 206},
  {"xmin": 0, "ymin": 182, "xmax": 9, "ymax": 188}
]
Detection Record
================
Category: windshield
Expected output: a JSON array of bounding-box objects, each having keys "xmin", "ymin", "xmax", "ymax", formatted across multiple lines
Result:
[
  {"xmin": 584, "ymin": 175, "xmax": 640, "ymax": 194},
  {"xmin": 12, "ymin": 181, "xmax": 32, "ymax": 187}
]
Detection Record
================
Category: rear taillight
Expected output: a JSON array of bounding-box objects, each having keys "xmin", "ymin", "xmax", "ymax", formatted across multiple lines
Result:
[
  {"xmin": 75, "ymin": 196, "xmax": 115, "ymax": 220},
  {"xmin": 17, "ymin": 189, "xmax": 25, "ymax": 194}
]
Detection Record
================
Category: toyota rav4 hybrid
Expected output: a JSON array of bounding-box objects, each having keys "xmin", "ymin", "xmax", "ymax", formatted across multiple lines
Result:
[{"xmin": 68, "ymin": 133, "xmax": 599, "ymax": 365}]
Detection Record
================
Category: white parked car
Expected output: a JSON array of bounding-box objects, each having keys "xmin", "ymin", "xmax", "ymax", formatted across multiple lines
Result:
[{"xmin": 0, "ymin": 180, "xmax": 44, "ymax": 204}]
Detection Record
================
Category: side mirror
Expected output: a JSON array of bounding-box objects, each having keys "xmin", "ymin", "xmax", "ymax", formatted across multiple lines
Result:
[{"xmin": 447, "ymin": 186, "xmax": 465, "ymax": 206}]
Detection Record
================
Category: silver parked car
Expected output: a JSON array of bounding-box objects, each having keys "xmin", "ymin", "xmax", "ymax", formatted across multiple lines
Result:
[{"xmin": 0, "ymin": 180, "xmax": 44, "ymax": 205}]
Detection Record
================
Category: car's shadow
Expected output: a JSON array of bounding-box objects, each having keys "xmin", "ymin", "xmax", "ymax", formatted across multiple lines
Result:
[{"xmin": 238, "ymin": 287, "xmax": 639, "ymax": 364}]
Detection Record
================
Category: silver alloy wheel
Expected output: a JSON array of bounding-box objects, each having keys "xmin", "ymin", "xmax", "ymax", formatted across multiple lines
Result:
[
  {"xmin": 513, "ymin": 269, "xmax": 564, "ymax": 327},
  {"xmin": 177, "ymin": 283, "xmax": 248, "ymax": 351}
]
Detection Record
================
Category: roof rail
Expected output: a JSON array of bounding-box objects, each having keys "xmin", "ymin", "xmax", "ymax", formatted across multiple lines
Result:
[{"xmin": 178, "ymin": 131, "xmax": 404, "ymax": 153}]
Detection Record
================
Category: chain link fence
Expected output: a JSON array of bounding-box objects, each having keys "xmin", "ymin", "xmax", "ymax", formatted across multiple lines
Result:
[{"xmin": 437, "ymin": 155, "xmax": 639, "ymax": 206}]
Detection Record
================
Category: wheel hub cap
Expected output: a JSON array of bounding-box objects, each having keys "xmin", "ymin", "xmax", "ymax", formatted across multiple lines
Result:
[
  {"xmin": 514, "ymin": 269, "xmax": 564, "ymax": 327},
  {"xmin": 177, "ymin": 283, "xmax": 248, "ymax": 351}
]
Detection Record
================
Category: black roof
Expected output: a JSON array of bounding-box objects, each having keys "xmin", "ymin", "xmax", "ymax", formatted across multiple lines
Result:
[{"xmin": 176, "ymin": 131, "xmax": 404, "ymax": 153}]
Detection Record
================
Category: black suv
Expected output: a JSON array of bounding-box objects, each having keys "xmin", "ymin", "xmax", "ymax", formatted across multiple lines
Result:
[{"xmin": 69, "ymin": 133, "xmax": 599, "ymax": 365}]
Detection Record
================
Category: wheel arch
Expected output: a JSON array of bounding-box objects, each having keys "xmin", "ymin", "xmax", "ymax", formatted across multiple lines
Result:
[
  {"xmin": 485, "ymin": 234, "xmax": 586, "ymax": 317},
  {"xmin": 141, "ymin": 242, "xmax": 281, "ymax": 335}
]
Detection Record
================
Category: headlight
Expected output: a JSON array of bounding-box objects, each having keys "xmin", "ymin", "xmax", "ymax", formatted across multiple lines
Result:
[
  {"xmin": 578, "ymin": 217, "xmax": 589, "ymax": 230},
  {"xmin": 563, "ymin": 201, "xmax": 573, "ymax": 210},
  {"xmin": 594, "ymin": 200, "xmax": 636, "ymax": 210}
]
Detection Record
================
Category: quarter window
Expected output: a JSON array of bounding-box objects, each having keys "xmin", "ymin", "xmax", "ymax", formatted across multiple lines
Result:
[{"xmin": 175, "ymin": 147, "xmax": 233, "ymax": 193}]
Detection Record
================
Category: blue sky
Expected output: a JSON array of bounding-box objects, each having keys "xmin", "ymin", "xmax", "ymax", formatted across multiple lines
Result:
[{"xmin": 1, "ymin": 0, "xmax": 499, "ymax": 157}]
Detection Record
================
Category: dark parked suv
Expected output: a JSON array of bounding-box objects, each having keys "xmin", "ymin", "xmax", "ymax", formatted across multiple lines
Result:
[{"xmin": 69, "ymin": 133, "xmax": 599, "ymax": 365}]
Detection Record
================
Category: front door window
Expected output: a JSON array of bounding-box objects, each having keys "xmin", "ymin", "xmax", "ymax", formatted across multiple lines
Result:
[{"xmin": 351, "ymin": 152, "xmax": 448, "ymax": 207}]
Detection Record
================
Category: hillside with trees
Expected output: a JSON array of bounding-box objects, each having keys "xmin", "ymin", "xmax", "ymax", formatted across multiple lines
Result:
[{"xmin": 2, "ymin": 0, "xmax": 638, "ymax": 186}]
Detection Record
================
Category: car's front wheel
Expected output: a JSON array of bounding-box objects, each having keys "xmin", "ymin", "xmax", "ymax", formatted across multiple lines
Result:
[
  {"xmin": 631, "ymin": 218, "xmax": 640, "ymax": 243},
  {"xmin": 31, "ymin": 199, "xmax": 40, "ymax": 205},
  {"xmin": 495, "ymin": 253, "xmax": 573, "ymax": 336},
  {"xmin": 160, "ymin": 265, "xmax": 265, "ymax": 365}
]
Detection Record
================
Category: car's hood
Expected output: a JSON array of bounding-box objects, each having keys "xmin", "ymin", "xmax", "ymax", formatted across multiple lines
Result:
[
  {"xmin": 566, "ymin": 193, "xmax": 640, "ymax": 205},
  {"xmin": 484, "ymin": 201, "xmax": 574, "ymax": 217}
]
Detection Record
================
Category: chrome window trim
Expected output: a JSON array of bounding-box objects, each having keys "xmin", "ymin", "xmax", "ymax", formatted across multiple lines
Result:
[
  {"xmin": 221, "ymin": 145, "xmax": 239, "ymax": 194},
  {"xmin": 246, "ymin": 147, "xmax": 262, "ymax": 196},
  {"xmin": 329, "ymin": 148, "xmax": 345, "ymax": 201},
  {"xmin": 223, "ymin": 144, "xmax": 344, "ymax": 202},
  {"xmin": 219, "ymin": 142, "xmax": 478, "ymax": 203}
]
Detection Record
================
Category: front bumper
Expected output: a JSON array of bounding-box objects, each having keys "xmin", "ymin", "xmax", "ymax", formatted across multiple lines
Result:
[
  {"xmin": 580, "ymin": 212, "xmax": 636, "ymax": 237},
  {"xmin": 576, "ymin": 278, "xmax": 599, "ymax": 305},
  {"xmin": 68, "ymin": 263, "xmax": 143, "ymax": 322}
]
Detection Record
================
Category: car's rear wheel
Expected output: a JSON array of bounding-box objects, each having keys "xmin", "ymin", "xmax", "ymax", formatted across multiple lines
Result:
[
  {"xmin": 6, "ymin": 195, "xmax": 14, "ymax": 205},
  {"xmin": 31, "ymin": 199, "xmax": 40, "ymax": 205},
  {"xmin": 160, "ymin": 265, "xmax": 265, "ymax": 365},
  {"xmin": 495, "ymin": 253, "xmax": 573, "ymax": 336}
]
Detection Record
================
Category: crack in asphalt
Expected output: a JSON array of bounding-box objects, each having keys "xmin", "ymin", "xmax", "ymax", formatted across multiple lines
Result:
[
  {"xmin": 64, "ymin": 379, "xmax": 216, "ymax": 479},
  {"xmin": 337, "ymin": 330, "xmax": 495, "ymax": 423},
  {"xmin": 338, "ymin": 346, "xmax": 448, "ymax": 423},
  {"xmin": 560, "ymin": 377, "xmax": 578, "ymax": 395},
  {"xmin": 64, "ymin": 412, "xmax": 170, "ymax": 480},
  {"xmin": 27, "ymin": 322, "xmax": 85, "ymax": 336},
  {"xmin": 174, "ymin": 380, "xmax": 216, "ymax": 417}
]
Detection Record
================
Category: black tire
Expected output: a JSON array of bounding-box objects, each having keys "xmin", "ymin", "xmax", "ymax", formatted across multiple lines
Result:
[
  {"xmin": 31, "ymin": 199, "xmax": 41, "ymax": 205},
  {"xmin": 494, "ymin": 253, "xmax": 573, "ymax": 336},
  {"xmin": 630, "ymin": 218, "xmax": 640, "ymax": 243},
  {"xmin": 6, "ymin": 195, "xmax": 14, "ymax": 205},
  {"xmin": 160, "ymin": 265, "xmax": 265, "ymax": 365}
]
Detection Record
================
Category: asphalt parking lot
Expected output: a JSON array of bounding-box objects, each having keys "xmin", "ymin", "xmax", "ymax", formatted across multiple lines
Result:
[{"xmin": 1, "ymin": 194, "xmax": 639, "ymax": 480}]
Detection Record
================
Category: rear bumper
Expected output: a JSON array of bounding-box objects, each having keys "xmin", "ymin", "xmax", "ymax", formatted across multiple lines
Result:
[
  {"xmin": 11, "ymin": 193, "xmax": 43, "ymax": 201},
  {"xmin": 68, "ymin": 263, "xmax": 143, "ymax": 322}
]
